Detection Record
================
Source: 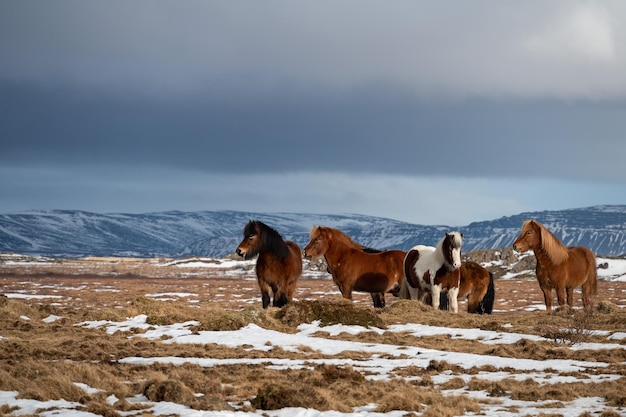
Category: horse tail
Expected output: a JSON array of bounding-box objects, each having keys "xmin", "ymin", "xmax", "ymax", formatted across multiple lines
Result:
[
  {"xmin": 476, "ymin": 272, "xmax": 495, "ymax": 314},
  {"xmin": 589, "ymin": 250, "xmax": 598, "ymax": 296},
  {"xmin": 591, "ymin": 268, "xmax": 598, "ymax": 295},
  {"xmin": 397, "ymin": 278, "xmax": 411, "ymax": 299}
]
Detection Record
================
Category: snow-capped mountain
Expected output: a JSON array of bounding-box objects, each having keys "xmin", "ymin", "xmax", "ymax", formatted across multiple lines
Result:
[{"xmin": 1, "ymin": 205, "xmax": 625, "ymax": 258}]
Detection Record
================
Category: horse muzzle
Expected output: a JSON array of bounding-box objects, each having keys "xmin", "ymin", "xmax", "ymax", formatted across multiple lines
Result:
[{"xmin": 236, "ymin": 248, "xmax": 245, "ymax": 258}]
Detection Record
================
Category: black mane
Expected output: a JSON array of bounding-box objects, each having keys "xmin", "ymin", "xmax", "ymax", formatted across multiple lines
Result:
[
  {"xmin": 245, "ymin": 220, "xmax": 290, "ymax": 259},
  {"xmin": 362, "ymin": 246, "xmax": 382, "ymax": 253}
]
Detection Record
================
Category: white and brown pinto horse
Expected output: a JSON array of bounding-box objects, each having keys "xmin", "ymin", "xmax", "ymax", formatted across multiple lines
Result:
[{"xmin": 398, "ymin": 232, "xmax": 463, "ymax": 312}]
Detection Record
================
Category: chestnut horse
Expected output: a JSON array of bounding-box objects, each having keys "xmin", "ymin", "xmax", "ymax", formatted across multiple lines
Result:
[
  {"xmin": 398, "ymin": 232, "xmax": 463, "ymax": 312},
  {"xmin": 236, "ymin": 220, "xmax": 302, "ymax": 309},
  {"xmin": 438, "ymin": 261, "xmax": 495, "ymax": 314},
  {"xmin": 303, "ymin": 226, "xmax": 405, "ymax": 308},
  {"xmin": 512, "ymin": 219, "xmax": 597, "ymax": 312}
]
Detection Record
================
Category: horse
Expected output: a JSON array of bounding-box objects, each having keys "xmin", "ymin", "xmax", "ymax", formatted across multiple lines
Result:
[
  {"xmin": 236, "ymin": 220, "xmax": 302, "ymax": 309},
  {"xmin": 438, "ymin": 261, "xmax": 495, "ymax": 314},
  {"xmin": 512, "ymin": 219, "xmax": 597, "ymax": 312},
  {"xmin": 303, "ymin": 225, "xmax": 406, "ymax": 308},
  {"xmin": 398, "ymin": 232, "xmax": 463, "ymax": 312}
]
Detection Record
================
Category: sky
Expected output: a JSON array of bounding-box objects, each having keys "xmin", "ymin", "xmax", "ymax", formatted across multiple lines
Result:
[{"xmin": 2, "ymin": 1, "xmax": 626, "ymax": 226}]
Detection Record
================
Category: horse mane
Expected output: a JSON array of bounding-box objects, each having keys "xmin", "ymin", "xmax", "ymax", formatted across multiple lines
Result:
[
  {"xmin": 437, "ymin": 231, "xmax": 462, "ymax": 252},
  {"xmin": 528, "ymin": 220, "xmax": 569, "ymax": 265},
  {"xmin": 246, "ymin": 220, "xmax": 290, "ymax": 259},
  {"xmin": 438, "ymin": 231, "xmax": 462, "ymax": 268},
  {"xmin": 312, "ymin": 226, "xmax": 370, "ymax": 250}
]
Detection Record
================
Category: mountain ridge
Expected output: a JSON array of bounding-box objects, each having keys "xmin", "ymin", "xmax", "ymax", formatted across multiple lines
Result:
[{"xmin": 1, "ymin": 205, "xmax": 626, "ymax": 258}]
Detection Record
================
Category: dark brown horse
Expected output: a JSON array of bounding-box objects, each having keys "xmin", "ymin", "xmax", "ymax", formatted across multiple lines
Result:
[
  {"xmin": 439, "ymin": 261, "xmax": 495, "ymax": 314},
  {"xmin": 236, "ymin": 220, "xmax": 302, "ymax": 309},
  {"xmin": 398, "ymin": 232, "xmax": 463, "ymax": 312},
  {"xmin": 512, "ymin": 219, "xmax": 597, "ymax": 312},
  {"xmin": 303, "ymin": 225, "xmax": 405, "ymax": 308}
]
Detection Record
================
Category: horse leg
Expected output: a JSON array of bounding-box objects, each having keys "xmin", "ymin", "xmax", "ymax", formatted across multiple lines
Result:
[
  {"xmin": 332, "ymin": 277, "xmax": 350, "ymax": 299},
  {"xmin": 565, "ymin": 287, "xmax": 574, "ymax": 308},
  {"xmin": 431, "ymin": 285, "xmax": 441, "ymax": 310},
  {"xmin": 275, "ymin": 292, "xmax": 289, "ymax": 308},
  {"xmin": 555, "ymin": 286, "xmax": 567, "ymax": 309},
  {"xmin": 270, "ymin": 283, "xmax": 280, "ymax": 307},
  {"xmin": 370, "ymin": 292, "xmax": 385, "ymax": 308},
  {"xmin": 257, "ymin": 278, "xmax": 272, "ymax": 309},
  {"xmin": 467, "ymin": 292, "xmax": 480, "ymax": 314},
  {"xmin": 540, "ymin": 285, "xmax": 553, "ymax": 312},
  {"xmin": 342, "ymin": 285, "xmax": 353, "ymax": 300},
  {"xmin": 270, "ymin": 282, "xmax": 288, "ymax": 308},
  {"xmin": 447, "ymin": 287, "xmax": 460, "ymax": 313},
  {"xmin": 396, "ymin": 279, "xmax": 411, "ymax": 299}
]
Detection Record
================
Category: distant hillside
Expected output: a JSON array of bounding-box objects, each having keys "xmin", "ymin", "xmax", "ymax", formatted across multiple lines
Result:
[{"xmin": 1, "ymin": 205, "xmax": 626, "ymax": 257}]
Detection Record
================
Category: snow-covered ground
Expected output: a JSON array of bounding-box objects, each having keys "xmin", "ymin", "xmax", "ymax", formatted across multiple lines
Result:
[
  {"xmin": 1, "ymin": 314, "xmax": 625, "ymax": 416},
  {"xmin": 1, "ymin": 252, "xmax": 625, "ymax": 416}
]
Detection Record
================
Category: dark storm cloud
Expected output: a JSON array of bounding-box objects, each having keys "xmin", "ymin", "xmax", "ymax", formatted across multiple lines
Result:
[
  {"xmin": 2, "ymin": 1, "xmax": 625, "ymax": 98},
  {"xmin": 2, "ymin": 80, "xmax": 626, "ymax": 182},
  {"xmin": 2, "ymin": 1, "xmax": 626, "ymax": 223}
]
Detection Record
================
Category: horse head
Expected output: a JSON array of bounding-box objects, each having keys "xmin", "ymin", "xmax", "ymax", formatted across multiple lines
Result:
[
  {"xmin": 236, "ymin": 220, "xmax": 262, "ymax": 260},
  {"xmin": 443, "ymin": 232, "xmax": 463, "ymax": 270},
  {"xmin": 512, "ymin": 219, "xmax": 539, "ymax": 253},
  {"xmin": 513, "ymin": 219, "xmax": 569, "ymax": 265},
  {"xmin": 303, "ymin": 226, "xmax": 330, "ymax": 260}
]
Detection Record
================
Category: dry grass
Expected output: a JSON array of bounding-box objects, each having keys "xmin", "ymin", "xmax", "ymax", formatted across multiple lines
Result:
[{"xmin": 1, "ymin": 256, "xmax": 626, "ymax": 416}]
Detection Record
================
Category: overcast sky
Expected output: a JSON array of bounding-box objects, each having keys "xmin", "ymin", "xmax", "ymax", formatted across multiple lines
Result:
[{"xmin": 2, "ymin": 1, "xmax": 626, "ymax": 226}]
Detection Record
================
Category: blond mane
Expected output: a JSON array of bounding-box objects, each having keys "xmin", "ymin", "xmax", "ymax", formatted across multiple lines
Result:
[
  {"xmin": 311, "ymin": 226, "xmax": 366, "ymax": 249},
  {"xmin": 528, "ymin": 220, "xmax": 569, "ymax": 265}
]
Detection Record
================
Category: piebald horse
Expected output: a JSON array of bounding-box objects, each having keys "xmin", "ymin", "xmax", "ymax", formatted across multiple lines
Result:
[
  {"xmin": 513, "ymin": 219, "xmax": 597, "ymax": 312},
  {"xmin": 398, "ymin": 232, "xmax": 463, "ymax": 312},
  {"xmin": 236, "ymin": 220, "xmax": 302, "ymax": 309}
]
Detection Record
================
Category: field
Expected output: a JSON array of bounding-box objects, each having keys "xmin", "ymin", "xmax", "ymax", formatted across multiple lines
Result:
[{"xmin": 1, "ymin": 254, "xmax": 625, "ymax": 417}]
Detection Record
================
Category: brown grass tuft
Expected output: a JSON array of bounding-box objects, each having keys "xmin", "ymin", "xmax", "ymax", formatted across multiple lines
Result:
[
  {"xmin": 130, "ymin": 296, "xmax": 200, "ymax": 326},
  {"xmin": 374, "ymin": 391, "xmax": 425, "ymax": 413},
  {"xmin": 251, "ymin": 383, "xmax": 330, "ymax": 410},
  {"xmin": 143, "ymin": 378, "xmax": 196, "ymax": 404},
  {"xmin": 277, "ymin": 299, "xmax": 384, "ymax": 328},
  {"xmin": 199, "ymin": 305, "xmax": 280, "ymax": 331}
]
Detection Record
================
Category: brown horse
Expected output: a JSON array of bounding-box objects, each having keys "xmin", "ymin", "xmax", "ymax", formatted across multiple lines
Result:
[
  {"xmin": 512, "ymin": 219, "xmax": 597, "ymax": 312},
  {"xmin": 303, "ymin": 225, "xmax": 405, "ymax": 308},
  {"xmin": 236, "ymin": 220, "xmax": 302, "ymax": 309},
  {"xmin": 398, "ymin": 232, "xmax": 463, "ymax": 312},
  {"xmin": 439, "ymin": 261, "xmax": 495, "ymax": 314}
]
